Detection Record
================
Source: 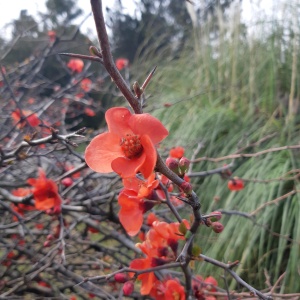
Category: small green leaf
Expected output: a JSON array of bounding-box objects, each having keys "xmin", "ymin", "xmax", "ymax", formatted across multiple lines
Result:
[
  {"xmin": 184, "ymin": 230, "xmax": 192, "ymax": 239},
  {"xmin": 179, "ymin": 221, "xmax": 187, "ymax": 235},
  {"xmin": 192, "ymin": 245, "xmax": 202, "ymax": 257}
]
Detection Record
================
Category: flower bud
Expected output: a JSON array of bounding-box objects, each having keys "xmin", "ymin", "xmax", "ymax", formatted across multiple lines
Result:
[
  {"xmin": 61, "ymin": 177, "xmax": 73, "ymax": 187},
  {"xmin": 43, "ymin": 240, "xmax": 51, "ymax": 247},
  {"xmin": 179, "ymin": 157, "xmax": 190, "ymax": 174},
  {"xmin": 180, "ymin": 181, "xmax": 193, "ymax": 195},
  {"xmin": 209, "ymin": 211, "xmax": 222, "ymax": 222},
  {"xmin": 211, "ymin": 222, "xmax": 224, "ymax": 233},
  {"xmin": 46, "ymin": 234, "xmax": 54, "ymax": 241},
  {"xmin": 123, "ymin": 281, "xmax": 134, "ymax": 296},
  {"xmin": 166, "ymin": 157, "xmax": 180, "ymax": 174},
  {"xmin": 114, "ymin": 273, "xmax": 128, "ymax": 283}
]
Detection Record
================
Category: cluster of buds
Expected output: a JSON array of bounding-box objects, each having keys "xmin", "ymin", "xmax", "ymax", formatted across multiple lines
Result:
[
  {"xmin": 166, "ymin": 146, "xmax": 193, "ymax": 195},
  {"xmin": 205, "ymin": 211, "xmax": 224, "ymax": 234},
  {"xmin": 114, "ymin": 273, "xmax": 134, "ymax": 296},
  {"xmin": 166, "ymin": 156, "xmax": 191, "ymax": 177}
]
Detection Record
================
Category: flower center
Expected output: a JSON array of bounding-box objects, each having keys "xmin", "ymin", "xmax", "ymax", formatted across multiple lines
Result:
[{"xmin": 120, "ymin": 134, "xmax": 143, "ymax": 159}]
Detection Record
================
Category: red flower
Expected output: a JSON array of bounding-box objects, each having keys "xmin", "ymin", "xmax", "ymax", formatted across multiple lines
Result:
[
  {"xmin": 27, "ymin": 169, "xmax": 62, "ymax": 211},
  {"xmin": 67, "ymin": 59, "xmax": 84, "ymax": 73},
  {"xmin": 130, "ymin": 243, "xmax": 158, "ymax": 295},
  {"xmin": 1, "ymin": 251, "xmax": 16, "ymax": 267},
  {"xmin": 151, "ymin": 278, "xmax": 185, "ymax": 300},
  {"xmin": 204, "ymin": 276, "xmax": 218, "ymax": 292},
  {"xmin": 118, "ymin": 173, "xmax": 159, "ymax": 236},
  {"xmin": 146, "ymin": 212, "xmax": 160, "ymax": 226},
  {"xmin": 47, "ymin": 30, "xmax": 56, "ymax": 42},
  {"xmin": 84, "ymin": 107, "xmax": 96, "ymax": 117},
  {"xmin": 38, "ymin": 281, "xmax": 51, "ymax": 288},
  {"xmin": 11, "ymin": 109, "xmax": 40, "ymax": 128},
  {"xmin": 85, "ymin": 107, "xmax": 168, "ymax": 179},
  {"xmin": 115, "ymin": 58, "xmax": 129, "ymax": 70},
  {"xmin": 11, "ymin": 188, "xmax": 34, "ymax": 220},
  {"xmin": 169, "ymin": 146, "xmax": 185, "ymax": 159},
  {"xmin": 149, "ymin": 220, "xmax": 189, "ymax": 251},
  {"xmin": 80, "ymin": 78, "xmax": 92, "ymax": 92},
  {"xmin": 227, "ymin": 178, "xmax": 244, "ymax": 191}
]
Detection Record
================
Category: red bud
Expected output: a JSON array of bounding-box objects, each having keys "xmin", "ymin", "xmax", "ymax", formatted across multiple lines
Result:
[
  {"xmin": 166, "ymin": 157, "xmax": 180, "ymax": 174},
  {"xmin": 211, "ymin": 222, "xmax": 224, "ymax": 233},
  {"xmin": 179, "ymin": 157, "xmax": 190, "ymax": 174},
  {"xmin": 114, "ymin": 273, "xmax": 128, "ymax": 283},
  {"xmin": 180, "ymin": 181, "xmax": 193, "ymax": 195},
  {"xmin": 61, "ymin": 177, "xmax": 73, "ymax": 187},
  {"xmin": 122, "ymin": 281, "xmax": 134, "ymax": 296},
  {"xmin": 43, "ymin": 240, "xmax": 51, "ymax": 247},
  {"xmin": 209, "ymin": 211, "xmax": 222, "ymax": 222}
]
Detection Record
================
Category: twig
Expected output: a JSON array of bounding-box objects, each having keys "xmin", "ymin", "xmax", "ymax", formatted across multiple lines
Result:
[{"xmin": 192, "ymin": 144, "xmax": 300, "ymax": 163}]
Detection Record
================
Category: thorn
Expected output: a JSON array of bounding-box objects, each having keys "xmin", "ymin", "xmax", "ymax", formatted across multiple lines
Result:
[
  {"xmin": 141, "ymin": 66, "xmax": 157, "ymax": 91},
  {"xmin": 59, "ymin": 53, "xmax": 103, "ymax": 63}
]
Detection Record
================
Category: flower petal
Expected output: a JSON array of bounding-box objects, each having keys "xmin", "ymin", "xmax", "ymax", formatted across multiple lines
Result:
[
  {"xmin": 118, "ymin": 190, "xmax": 144, "ymax": 235},
  {"xmin": 111, "ymin": 152, "xmax": 146, "ymax": 178},
  {"xmin": 85, "ymin": 132, "xmax": 123, "ymax": 173},
  {"xmin": 138, "ymin": 135, "xmax": 157, "ymax": 179},
  {"xmin": 106, "ymin": 107, "xmax": 133, "ymax": 136},
  {"xmin": 129, "ymin": 113, "xmax": 168, "ymax": 145},
  {"xmin": 140, "ymin": 272, "xmax": 156, "ymax": 295}
]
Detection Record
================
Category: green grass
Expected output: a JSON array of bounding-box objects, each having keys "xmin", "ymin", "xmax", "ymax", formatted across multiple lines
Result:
[{"xmin": 130, "ymin": 3, "xmax": 300, "ymax": 293}]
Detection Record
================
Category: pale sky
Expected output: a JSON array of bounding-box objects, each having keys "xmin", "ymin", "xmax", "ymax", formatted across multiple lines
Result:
[
  {"xmin": 0, "ymin": 0, "xmax": 292, "ymax": 40},
  {"xmin": 0, "ymin": 0, "xmax": 136, "ymax": 39}
]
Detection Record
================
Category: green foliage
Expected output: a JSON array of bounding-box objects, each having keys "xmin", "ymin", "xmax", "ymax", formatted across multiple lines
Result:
[
  {"xmin": 128, "ymin": 2, "xmax": 300, "ymax": 293},
  {"xmin": 107, "ymin": 0, "xmax": 192, "ymax": 62},
  {"xmin": 44, "ymin": 0, "xmax": 83, "ymax": 26}
]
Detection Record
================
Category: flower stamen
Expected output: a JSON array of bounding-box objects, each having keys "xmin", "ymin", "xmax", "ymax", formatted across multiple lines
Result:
[{"xmin": 120, "ymin": 134, "xmax": 143, "ymax": 159}]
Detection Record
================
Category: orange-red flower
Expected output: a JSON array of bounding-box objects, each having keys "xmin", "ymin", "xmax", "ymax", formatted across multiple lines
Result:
[
  {"xmin": 149, "ymin": 220, "xmax": 190, "ymax": 253},
  {"xmin": 151, "ymin": 278, "xmax": 186, "ymax": 300},
  {"xmin": 118, "ymin": 173, "xmax": 159, "ymax": 236},
  {"xmin": 84, "ymin": 107, "xmax": 96, "ymax": 117},
  {"xmin": 204, "ymin": 276, "xmax": 218, "ymax": 292},
  {"xmin": 85, "ymin": 107, "xmax": 168, "ymax": 179},
  {"xmin": 67, "ymin": 59, "xmax": 84, "ymax": 73},
  {"xmin": 80, "ymin": 78, "xmax": 92, "ymax": 92},
  {"xmin": 47, "ymin": 30, "xmax": 56, "ymax": 42},
  {"xmin": 169, "ymin": 146, "xmax": 185, "ymax": 159},
  {"xmin": 27, "ymin": 169, "xmax": 62, "ymax": 211},
  {"xmin": 130, "ymin": 243, "xmax": 158, "ymax": 295},
  {"xmin": 11, "ymin": 188, "xmax": 34, "ymax": 220},
  {"xmin": 115, "ymin": 58, "xmax": 129, "ymax": 70},
  {"xmin": 11, "ymin": 109, "xmax": 40, "ymax": 128},
  {"xmin": 227, "ymin": 178, "xmax": 244, "ymax": 191}
]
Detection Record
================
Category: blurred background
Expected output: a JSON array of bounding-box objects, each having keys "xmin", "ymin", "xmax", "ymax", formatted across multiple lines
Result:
[{"xmin": 1, "ymin": 0, "xmax": 299, "ymax": 294}]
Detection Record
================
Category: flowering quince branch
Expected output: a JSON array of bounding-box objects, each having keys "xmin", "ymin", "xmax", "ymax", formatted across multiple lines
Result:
[
  {"xmin": 84, "ymin": 263, "xmax": 182, "ymax": 284},
  {"xmin": 83, "ymin": 1, "xmax": 276, "ymax": 299},
  {"xmin": 158, "ymin": 181, "xmax": 182, "ymax": 222},
  {"xmin": 192, "ymin": 144, "xmax": 300, "ymax": 162},
  {"xmin": 90, "ymin": 0, "xmax": 143, "ymax": 114},
  {"xmin": 1, "ymin": 128, "xmax": 85, "ymax": 165},
  {"xmin": 59, "ymin": 52, "xmax": 103, "ymax": 64},
  {"xmin": 199, "ymin": 255, "xmax": 272, "ymax": 300},
  {"xmin": 0, "ymin": 1, "xmax": 296, "ymax": 299}
]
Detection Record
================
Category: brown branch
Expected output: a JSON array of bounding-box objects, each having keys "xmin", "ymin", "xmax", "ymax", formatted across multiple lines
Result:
[
  {"xmin": 250, "ymin": 190, "xmax": 298, "ymax": 216},
  {"xmin": 90, "ymin": 0, "xmax": 142, "ymax": 113},
  {"xmin": 192, "ymin": 144, "xmax": 300, "ymax": 163},
  {"xmin": 200, "ymin": 254, "xmax": 272, "ymax": 300}
]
